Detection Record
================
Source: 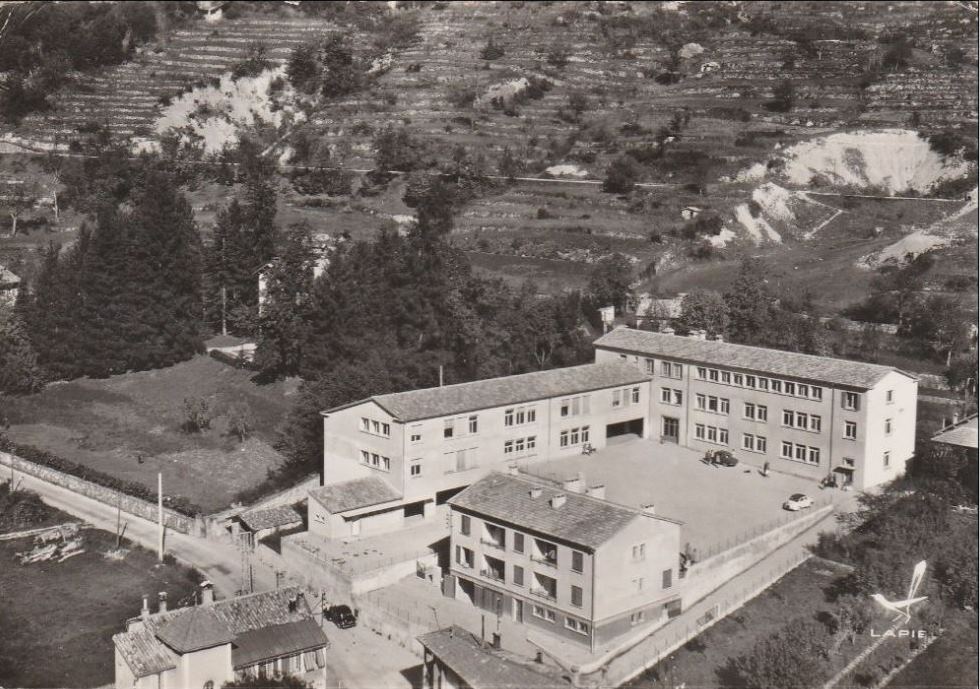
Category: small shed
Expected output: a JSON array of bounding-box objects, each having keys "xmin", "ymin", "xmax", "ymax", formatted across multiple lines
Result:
[{"xmin": 238, "ymin": 505, "xmax": 303, "ymax": 544}]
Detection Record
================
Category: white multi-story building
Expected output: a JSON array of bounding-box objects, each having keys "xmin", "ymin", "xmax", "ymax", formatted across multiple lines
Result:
[{"xmin": 594, "ymin": 328, "xmax": 918, "ymax": 490}]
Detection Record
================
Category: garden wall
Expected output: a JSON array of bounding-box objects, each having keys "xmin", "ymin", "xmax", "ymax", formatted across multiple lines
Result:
[{"xmin": 0, "ymin": 450, "xmax": 197, "ymax": 535}]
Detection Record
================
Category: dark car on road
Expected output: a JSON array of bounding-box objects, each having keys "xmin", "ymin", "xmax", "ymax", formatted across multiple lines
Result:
[{"xmin": 325, "ymin": 604, "xmax": 357, "ymax": 629}]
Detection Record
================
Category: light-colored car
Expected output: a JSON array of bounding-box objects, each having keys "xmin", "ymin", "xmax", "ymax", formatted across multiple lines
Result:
[{"xmin": 783, "ymin": 493, "xmax": 813, "ymax": 511}]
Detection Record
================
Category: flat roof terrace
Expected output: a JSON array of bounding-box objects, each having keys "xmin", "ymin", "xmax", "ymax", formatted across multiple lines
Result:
[{"xmin": 522, "ymin": 437, "xmax": 828, "ymax": 557}]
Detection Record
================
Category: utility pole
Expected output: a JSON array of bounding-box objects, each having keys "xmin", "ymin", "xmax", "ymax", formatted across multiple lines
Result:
[
  {"xmin": 221, "ymin": 285, "xmax": 228, "ymax": 337},
  {"xmin": 438, "ymin": 365, "xmax": 443, "ymax": 387},
  {"xmin": 157, "ymin": 472, "xmax": 164, "ymax": 562}
]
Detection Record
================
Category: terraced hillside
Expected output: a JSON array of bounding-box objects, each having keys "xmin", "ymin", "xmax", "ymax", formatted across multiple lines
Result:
[{"xmin": 0, "ymin": 14, "xmax": 337, "ymax": 149}]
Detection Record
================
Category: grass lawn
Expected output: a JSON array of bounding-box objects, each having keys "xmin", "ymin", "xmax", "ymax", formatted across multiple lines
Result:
[
  {"xmin": 1, "ymin": 355, "xmax": 299, "ymax": 512},
  {"xmin": 625, "ymin": 558, "xmax": 878, "ymax": 689},
  {"xmin": 0, "ymin": 519, "xmax": 201, "ymax": 688},
  {"xmin": 887, "ymin": 610, "xmax": 979, "ymax": 689}
]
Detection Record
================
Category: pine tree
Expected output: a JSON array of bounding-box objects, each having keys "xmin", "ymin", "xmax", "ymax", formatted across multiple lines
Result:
[
  {"xmin": 724, "ymin": 258, "xmax": 772, "ymax": 345},
  {"xmin": 0, "ymin": 309, "xmax": 43, "ymax": 394}
]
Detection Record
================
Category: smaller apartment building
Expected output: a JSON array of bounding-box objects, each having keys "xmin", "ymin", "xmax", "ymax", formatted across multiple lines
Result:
[
  {"xmin": 594, "ymin": 328, "xmax": 917, "ymax": 489},
  {"xmin": 447, "ymin": 472, "xmax": 682, "ymax": 650},
  {"xmin": 310, "ymin": 363, "xmax": 653, "ymax": 540}
]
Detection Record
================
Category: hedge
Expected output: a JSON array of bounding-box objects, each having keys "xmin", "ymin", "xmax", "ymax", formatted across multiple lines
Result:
[{"xmin": 0, "ymin": 434, "xmax": 203, "ymax": 517}]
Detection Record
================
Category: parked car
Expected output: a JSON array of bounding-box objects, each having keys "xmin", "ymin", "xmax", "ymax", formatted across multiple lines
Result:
[
  {"xmin": 325, "ymin": 604, "xmax": 357, "ymax": 629},
  {"xmin": 783, "ymin": 493, "xmax": 814, "ymax": 511},
  {"xmin": 710, "ymin": 450, "xmax": 738, "ymax": 467}
]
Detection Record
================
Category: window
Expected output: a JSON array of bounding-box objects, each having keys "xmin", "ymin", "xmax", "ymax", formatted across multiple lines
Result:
[
  {"xmin": 697, "ymin": 367, "xmax": 707, "ymax": 379},
  {"xmin": 794, "ymin": 444, "xmax": 806, "ymax": 462},
  {"xmin": 361, "ymin": 450, "xmax": 370, "ymax": 464},
  {"xmin": 360, "ymin": 418, "xmax": 369, "ymax": 431},
  {"xmin": 571, "ymin": 550, "xmax": 584, "ymax": 573},
  {"xmin": 695, "ymin": 424, "xmax": 705, "ymax": 440},
  {"xmin": 531, "ymin": 605, "xmax": 555, "ymax": 622},
  {"xmin": 696, "ymin": 393, "xmax": 706, "ymax": 410},
  {"xmin": 844, "ymin": 421, "xmax": 857, "ymax": 440},
  {"xmin": 570, "ymin": 428, "xmax": 580, "ymax": 445},
  {"xmin": 630, "ymin": 611, "xmax": 646, "ymax": 626},
  {"xmin": 781, "ymin": 441, "xmax": 793, "ymax": 459},
  {"xmin": 756, "ymin": 436, "xmax": 767, "ymax": 453},
  {"xmin": 410, "ymin": 461, "xmax": 421, "ymax": 477},
  {"xmin": 809, "ymin": 415, "xmax": 822, "ymax": 433},
  {"xmin": 468, "ymin": 416, "xmax": 478, "ymax": 434},
  {"xmin": 884, "ymin": 451, "xmax": 891, "ymax": 468},
  {"xmin": 709, "ymin": 369, "xmax": 719, "ymax": 382},
  {"xmin": 795, "ymin": 411, "xmax": 808, "ymax": 428},
  {"xmin": 886, "ymin": 389, "xmax": 894, "ymax": 404},
  {"xmin": 811, "ymin": 386, "xmax": 823, "ymax": 401},
  {"xmin": 632, "ymin": 577, "xmax": 644, "ymax": 592},
  {"xmin": 527, "ymin": 436, "xmax": 537, "ymax": 450},
  {"xmin": 662, "ymin": 568, "xmax": 672, "ymax": 589},
  {"xmin": 708, "ymin": 396, "xmax": 718, "ymax": 413},
  {"xmin": 783, "ymin": 410, "xmax": 794, "ymax": 427},
  {"xmin": 571, "ymin": 585, "xmax": 583, "ymax": 607},
  {"xmin": 661, "ymin": 387, "xmax": 672, "ymax": 404},
  {"xmin": 560, "ymin": 400, "xmax": 570, "ymax": 417},
  {"xmin": 843, "ymin": 392, "xmax": 860, "ymax": 411},
  {"xmin": 797, "ymin": 384, "xmax": 808, "ymax": 398},
  {"xmin": 672, "ymin": 389, "xmax": 682, "ymax": 405},
  {"xmin": 410, "ymin": 432, "xmax": 421, "ymax": 443},
  {"xmin": 612, "ymin": 389, "xmax": 621, "ymax": 408},
  {"xmin": 733, "ymin": 373, "xmax": 743, "ymax": 386},
  {"xmin": 808, "ymin": 447, "xmax": 820, "ymax": 465},
  {"xmin": 504, "ymin": 440, "xmax": 514, "ymax": 454},
  {"xmin": 632, "ymin": 543, "xmax": 646, "ymax": 561},
  {"xmin": 528, "ymin": 408, "xmax": 537, "ymax": 423},
  {"xmin": 660, "ymin": 361, "xmax": 672, "ymax": 377},
  {"xmin": 444, "ymin": 420, "xmax": 454, "ymax": 439},
  {"xmin": 707, "ymin": 426, "xmax": 717, "ymax": 442},
  {"xmin": 672, "ymin": 363, "xmax": 682, "ymax": 378},
  {"xmin": 534, "ymin": 539, "xmax": 558, "ymax": 566},
  {"xmin": 720, "ymin": 398, "xmax": 730, "ymax": 415},
  {"xmin": 631, "ymin": 387, "xmax": 641, "ymax": 404},
  {"xmin": 532, "ymin": 572, "xmax": 558, "ymax": 599},
  {"xmin": 564, "ymin": 617, "xmax": 589, "ymax": 635},
  {"xmin": 513, "ymin": 565, "xmax": 524, "ymax": 587},
  {"xmin": 721, "ymin": 371, "xmax": 731, "ymax": 384},
  {"xmin": 504, "ymin": 408, "xmax": 514, "ymax": 426},
  {"xmin": 719, "ymin": 428, "xmax": 729, "ymax": 445},
  {"xmin": 560, "ymin": 430, "xmax": 569, "ymax": 447},
  {"xmin": 372, "ymin": 420, "xmax": 380, "ymax": 434},
  {"xmin": 745, "ymin": 375, "xmax": 756, "ymax": 388},
  {"xmin": 784, "ymin": 382, "xmax": 796, "ymax": 396},
  {"xmin": 758, "ymin": 377, "xmax": 769, "ymax": 391},
  {"xmin": 742, "ymin": 433, "xmax": 754, "ymax": 451},
  {"xmin": 513, "ymin": 533, "xmax": 524, "ymax": 553},
  {"xmin": 885, "ymin": 418, "xmax": 892, "ymax": 435},
  {"xmin": 455, "ymin": 449, "xmax": 468, "ymax": 472},
  {"xmin": 646, "ymin": 358, "xmax": 656, "ymax": 375},
  {"xmin": 455, "ymin": 545, "xmax": 473, "ymax": 569},
  {"xmin": 771, "ymin": 380, "xmax": 782, "ymax": 393},
  {"xmin": 460, "ymin": 515, "xmax": 470, "ymax": 536},
  {"xmin": 745, "ymin": 403, "xmax": 767, "ymax": 421}
]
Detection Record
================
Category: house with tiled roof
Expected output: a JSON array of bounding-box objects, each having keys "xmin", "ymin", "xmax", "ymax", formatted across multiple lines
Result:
[
  {"xmin": 446, "ymin": 471, "xmax": 682, "ymax": 650},
  {"xmin": 0, "ymin": 263, "xmax": 19, "ymax": 307},
  {"xmin": 418, "ymin": 625, "xmax": 570, "ymax": 689},
  {"xmin": 594, "ymin": 327, "xmax": 918, "ymax": 489},
  {"xmin": 113, "ymin": 584, "xmax": 329, "ymax": 689},
  {"xmin": 931, "ymin": 412, "xmax": 978, "ymax": 453},
  {"xmin": 308, "ymin": 362, "xmax": 654, "ymax": 540}
]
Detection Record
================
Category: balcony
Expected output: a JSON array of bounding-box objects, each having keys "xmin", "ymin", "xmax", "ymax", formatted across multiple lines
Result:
[
  {"xmin": 480, "ymin": 538, "xmax": 506, "ymax": 551},
  {"xmin": 479, "ymin": 568, "xmax": 505, "ymax": 583},
  {"xmin": 530, "ymin": 587, "xmax": 557, "ymax": 601},
  {"xmin": 531, "ymin": 555, "xmax": 557, "ymax": 568}
]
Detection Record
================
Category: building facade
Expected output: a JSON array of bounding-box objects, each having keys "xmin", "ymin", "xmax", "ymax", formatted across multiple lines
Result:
[
  {"xmin": 447, "ymin": 472, "xmax": 682, "ymax": 650},
  {"xmin": 594, "ymin": 328, "xmax": 917, "ymax": 489},
  {"xmin": 310, "ymin": 362, "xmax": 652, "ymax": 540}
]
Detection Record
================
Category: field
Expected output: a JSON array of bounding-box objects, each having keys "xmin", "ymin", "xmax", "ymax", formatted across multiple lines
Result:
[
  {"xmin": 0, "ymin": 506, "xmax": 201, "ymax": 688},
  {"xmin": 0, "ymin": 355, "xmax": 298, "ymax": 512}
]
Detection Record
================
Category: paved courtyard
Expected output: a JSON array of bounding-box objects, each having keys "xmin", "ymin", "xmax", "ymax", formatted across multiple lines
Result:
[{"xmin": 524, "ymin": 437, "xmax": 835, "ymax": 556}]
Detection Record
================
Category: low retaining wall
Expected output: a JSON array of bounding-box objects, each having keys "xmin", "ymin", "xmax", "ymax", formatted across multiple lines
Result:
[{"xmin": 1, "ymin": 451, "xmax": 197, "ymax": 535}]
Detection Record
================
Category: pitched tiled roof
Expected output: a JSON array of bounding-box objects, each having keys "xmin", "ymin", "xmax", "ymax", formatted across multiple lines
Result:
[
  {"xmin": 113, "ymin": 628, "xmax": 178, "ymax": 678},
  {"xmin": 331, "ymin": 362, "xmax": 649, "ymax": 422},
  {"xmin": 154, "ymin": 607, "xmax": 235, "ymax": 653},
  {"xmin": 115, "ymin": 587, "xmax": 326, "ymax": 680},
  {"xmin": 309, "ymin": 476, "xmax": 402, "ymax": 514},
  {"xmin": 595, "ymin": 328, "xmax": 912, "ymax": 389},
  {"xmin": 932, "ymin": 414, "xmax": 978, "ymax": 450},
  {"xmin": 418, "ymin": 626, "xmax": 567, "ymax": 689},
  {"xmin": 232, "ymin": 618, "xmax": 329, "ymax": 669},
  {"xmin": 449, "ymin": 473, "xmax": 645, "ymax": 549},
  {"xmin": 240, "ymin": 505, "xmax": 302, "ymax": 532}
]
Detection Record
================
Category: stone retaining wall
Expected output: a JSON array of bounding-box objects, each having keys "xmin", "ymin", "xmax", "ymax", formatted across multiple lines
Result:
[{"xmin": 1, "ymin": 451, "xmax": 196, "ymax": 535}]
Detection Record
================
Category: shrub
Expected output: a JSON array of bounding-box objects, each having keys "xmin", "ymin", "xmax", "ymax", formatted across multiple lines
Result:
[
  {"xmin": 446, "ymin": 81, "xmax": 479, "ymax": 108},
  {"xmin": 546, "ymin": 45, "xmax": 570, "ymax": 68},
  {"xmin": 231, "ymin": 42, "xmax": 271, "ymax": 80},
  {"xmin": 480, "ymin": 38, "xmax": 505, "ymax": 60},
  {"xmin": 764, "ymin": 79, "xmax": 795, "ymax": 112},
  {"xmin": 181, "ymin": 397, "xmax": 212, "ymax": 434},
  {"xmin": 602, "ymin": 154, "xmax": 641, "ymax": 193}
]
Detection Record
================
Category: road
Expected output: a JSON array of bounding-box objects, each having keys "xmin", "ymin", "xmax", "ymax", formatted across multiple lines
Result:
[{"xmin": 11, "ymin": 467, "xmax": 422, "ymax": 689}]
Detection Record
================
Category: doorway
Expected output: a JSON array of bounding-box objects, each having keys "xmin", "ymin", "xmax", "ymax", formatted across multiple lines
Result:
[
  {"xmin": 662, "ymin": 416, "xmax": 679, "ymax": 443},
  {"xmin": 513, "ymin": 598, "xmax": 524, "ymax": 623},
  {"xmin": 606, "ymin": 418, "xmax": 644, "ymax": 438}
]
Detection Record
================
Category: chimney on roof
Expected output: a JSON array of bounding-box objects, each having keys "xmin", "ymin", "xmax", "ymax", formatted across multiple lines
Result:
[
  {"xmin": 586, "ymin": 484, "xmax": 606, "ymax": 499},
  {"xmin": 506, "ymin": 464, "xmax": 520, "ymax": 476},
  {"xmin": 550, "ymin": 494, "xmax": 567, "ymax": 509},
  {"xmin": 158, "ymin": 591, "xmax": 168, "ymax": 614},
  {"xmin": 529, "ymin": 487, "xmax": 544, "ymax": 499},
  {"xmin": 562, "ymin": 474, "xmax": 584, "ymax": 493},
  {"xmin": 199, "ymin": 581, "xmax": 214, "ymax": 606},
  {"xmin": 642, "ymin": 503, "xmax": 656, "ymax": 516},
  {"xmin": 141, "ymin": 594, "xmax": 150, "ymax": 620}
]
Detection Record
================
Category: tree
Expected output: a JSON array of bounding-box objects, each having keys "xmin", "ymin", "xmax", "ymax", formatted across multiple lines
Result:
[
  {"xmin": 0, "ymin": 309, "xmax": 43, "ymax": 394},
  {"xmin": 677, "ymin": 289, "xmax": 729, "ymax": 337},
  {"xmin": 603, "ymin": 154, "xmax": 641, "ymax": 194},
  {"xmin": 901, "ymin": 294, "xmax": 971, "ymax": 365},
  {"xmin": 181, "ymin": 397, "xmax": 212, "ymax": 434},
  {"xmin": 764, "ymin": 79, "xmax": 795, "ymax": 112},
  {"xmin": 732, "ymin": 618, "xmax": 830, "ymax": 689},
  {"xmin": 318, "ymin": 35, "xmax": 362, "ymax": 99},
  {"xmin": 225, "ymin": 401, "xmax": 253, "ymax": 443},
  {"xmin": 588, "ymin": 253, "xmax": 635, "ymax": 315},
  {"xmin": 723, "ymin": 259, "xmax": 772, "ymax": 345},
  {"xmin": 2, "ymin": 180, "xmax": 36, "ymax": 237},
  {"xmin": 374, "ymin": 125, "xmax": 424, "ymax": 172}
]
